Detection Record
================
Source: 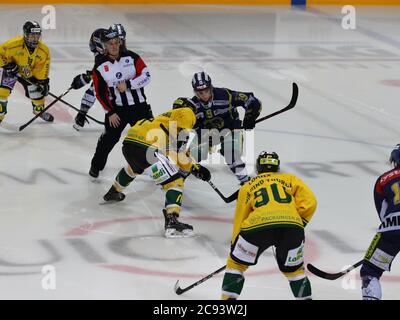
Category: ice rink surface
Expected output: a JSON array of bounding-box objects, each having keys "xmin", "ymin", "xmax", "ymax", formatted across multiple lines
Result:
[{"xmin": 1, "ymin": 4, "xmax": 400, "ymax": 300}]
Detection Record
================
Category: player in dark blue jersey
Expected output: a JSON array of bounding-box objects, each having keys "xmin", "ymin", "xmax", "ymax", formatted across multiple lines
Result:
[
  {"xmin": 360, "ymin": 144, "xmax": 400, "ymax": 300},
  {"xmin": 179, "ymin": 71, "xmax": 262, "ymax": 184}
]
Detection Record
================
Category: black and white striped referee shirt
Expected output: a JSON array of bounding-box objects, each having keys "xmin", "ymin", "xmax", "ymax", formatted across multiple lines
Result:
[{"xmin": 92, "ymin": 49, "xmax": 150, "ymax": 113}]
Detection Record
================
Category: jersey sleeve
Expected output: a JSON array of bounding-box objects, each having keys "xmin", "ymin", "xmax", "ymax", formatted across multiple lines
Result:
[
  {"xmin": 0, "ymin": 40, "xmax": 11, "ymax": 68},
  {"xmin": 92, "ymin": 68, "xmax": 113, "ymax": 113},
  {"xmin": 32, "ymin": 45, "xmax": 50, "ymax": 80},
  {"xmin": 128, "ymin": 52, "xmax": 151, "ymax": 89},
  {"xmin": 228, "ymin": 89, "xmax": 262, "ymax": 122},
  {"xmin": 373, "ymin": 176, "xmax": 384, "ymax": 215},
  {"xmin": 231, "ymin": 185, "xmax": 252, "ymax": 243},
  {"xmin": 292, "ymin": 175, "xmax": 317, "ymax": 227}
]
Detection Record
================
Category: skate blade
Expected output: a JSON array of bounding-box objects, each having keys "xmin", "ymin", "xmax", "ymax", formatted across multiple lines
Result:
[
  {"xmin": 165, "ymin": 229, "xmax": 195, "ymax": 238},
  {"xmin": 73, "ymin": 124, "xmax": 82, "ymax": 131}
]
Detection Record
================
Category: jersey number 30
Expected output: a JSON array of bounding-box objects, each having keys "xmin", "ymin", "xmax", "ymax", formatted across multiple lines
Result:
[{"xmin": 254, "ymin": 183, "xmax": 292, "ymax": 208}]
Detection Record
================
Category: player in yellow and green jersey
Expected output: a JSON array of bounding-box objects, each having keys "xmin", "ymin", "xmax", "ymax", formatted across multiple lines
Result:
[
  {"xmin": 0, "ymin": 21, "xmax": 53, "ymax": 125},
  {"xmin": 102, "ymin": 98, "xmax": 211, "ymax": 238},
  {"xmin": 221, "ymin": 151, "xmax": 317, "ymax": 300}
]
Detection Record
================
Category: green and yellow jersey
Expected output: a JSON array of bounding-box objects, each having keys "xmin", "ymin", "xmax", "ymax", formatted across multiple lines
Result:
[
  {"xmin": 0, "ymin": 36, "xmax": 50, "ymax": 80},
  {"xmin": 124, "ymin": 107, "xmax": 197, "ymax": 171},
  {"xmin": 231, "ymin": 172, "xmax": 317, "ymax": 242}
]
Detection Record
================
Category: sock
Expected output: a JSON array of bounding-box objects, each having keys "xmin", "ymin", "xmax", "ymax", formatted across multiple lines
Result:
[
  {"xmin": 114, "ymin": 166, "xmax": 136, "ymax": 191},
  {"xmin": 165, "ymin": 188, "xmax": 183, "ymax": 215},
  {"xmin": 221, "ymin": 269, "xmax": 245, "ymax": 300},
  {"xmin": 289, "ymin": 276, "xmax": 312, "ymax": 300}
]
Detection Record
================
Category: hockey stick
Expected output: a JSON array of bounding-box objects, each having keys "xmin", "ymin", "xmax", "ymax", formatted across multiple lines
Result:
[
  {"xmin": 174, "ymin": 265, "xmax": 226, "ymax": 295},
  {"xmin": 241, "ymin": 82, "xmax": 298, "ymax": 129},
  {"xmin": 19, "ymin": 87, "xmax": 72, "ymax": 131},
  {"xmin": 307, "ymin": 260, "xmax": 364, "ymax": 280},
  {"xmin": 47, "ymin": 92, "xmax": 104, "ymax": 125},
  {"xmin": 18, "ymin": 76, "xmax": 104, "ymax": 125},
  {"xmin": 207, "ymin": 180, "xmax": 239, "ymax": 203},
  {"xmin": 160, "ymin": 123, "xmax": 238, "ymax": 203}
]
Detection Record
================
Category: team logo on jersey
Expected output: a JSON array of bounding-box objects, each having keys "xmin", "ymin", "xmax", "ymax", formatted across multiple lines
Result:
[
  {"xmin": 104, "ymin": 65, "xmax": 109, "ymax": 72},
  {"xmin": 116, "ymin": 72, "xmax": 122, "ymax": 79}
]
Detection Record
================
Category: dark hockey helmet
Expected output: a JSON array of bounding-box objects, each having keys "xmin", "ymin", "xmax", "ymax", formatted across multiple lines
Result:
[
  {"xmin": 101, "ymin": 27, "xmax": 119, "ymax": 43},
  {"xmin": 256, "ymin": 151, "xmax": 280, "ymax": 173},
  {"xmin": 89, "ymin": 28, "xmax": 107, "ymax": 54},
  {"xmin": 192, "ymin": 71, "xmax": 212, "ymax": 91},
  {"xmin": 389, "ymin": 144, "xmax": 400, "ymax": 168},
  {"xmin": 23, "ymin": 21, "xmax": 42, "ymax": 49},
  {"xmin": 110, "ymin": 23, "xmax": 126, "ymax": 41},
  {"xmin": 110, "ymin": 23, "xmax": 126, "ymax": 50},
  {"xmin": 172, "ymin": 97, "xmax": 197, "ymax": 113}
]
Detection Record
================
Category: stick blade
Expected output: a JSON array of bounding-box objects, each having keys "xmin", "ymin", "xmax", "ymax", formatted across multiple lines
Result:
[
  {"xmin": 289, "ymin": 82, "xmax": 299, "ymax": 107},
  {"xmin": 226, "ymin": 190, "xmax": 239, "ymax": 203},
  {"xmin": 174, "ymin": 280, "xmax": 184, "ymax": 295},
  {"xmin": 307, "ymin": 263, "xmax": 342, "ymax": 280}
]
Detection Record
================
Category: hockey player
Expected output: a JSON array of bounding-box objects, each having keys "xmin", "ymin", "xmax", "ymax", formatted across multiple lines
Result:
[
  {"xmin": 83, "ymin": 27, "xmax": 153, "ymax": 178},
  {"xmin": 102, "ymin": 101, "xmax": 211, "ymax": 238},
  {"xmin": 71, "ymin": 24, "xmax": 127, "ymax": 130},
  {"xmin": 184, "ymin": 71, "xmax": 262, "ymax": 184},
  {"xmin": 0, "ymin": 21, "xmax": 53, "ymax": 125},
  {"xmin": 221, "ymin": 151, "xmax": 317, "ymax": 300},
  {"xmin": 360, "ymin": 144, "xmax": 400, "ymax": 300}
]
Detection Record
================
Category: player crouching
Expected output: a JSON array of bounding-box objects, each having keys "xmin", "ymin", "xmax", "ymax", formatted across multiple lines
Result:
[{"xmin": 102, "ymin": 99, "xmax": 211, "ymax": 238}]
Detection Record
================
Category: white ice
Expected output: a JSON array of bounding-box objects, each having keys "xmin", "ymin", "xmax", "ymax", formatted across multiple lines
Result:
[{"xmin": 1, "ymin": 5, "xmax": 400, "ymax": 300}]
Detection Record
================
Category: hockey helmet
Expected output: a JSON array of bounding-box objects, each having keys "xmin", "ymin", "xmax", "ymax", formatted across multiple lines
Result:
[
  {"xmin": 256, "ymin": 151, "xmax": 280, "ymax": 173},
  {"xmin": 23, "ymin": 21, "xmax": 42, "ymax": 49},
  {"xmin": 110, "ymin": 23, "xmax": 126, "ymax": 41},
  {"xmin": 172, "ymin": 97, "xmax": 197, "ymax": 113},
  {"xmin": 390, "ymin": 144, "xmax": 400, "ymax": 168},
  {"xmin": 192, "ymin": 71, "xmax": 212, "ymax": 91},
  {"xmin": 89, "ymin": 28, "xmax": 107, "ymax": 54}
]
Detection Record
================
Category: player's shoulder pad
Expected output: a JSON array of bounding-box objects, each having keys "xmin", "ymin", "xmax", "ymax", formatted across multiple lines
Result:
[
  {"xmin": 94, "ymin": 53, "xmax": 108, "ymax": 68},
  {"xmin": 2, "ymin": 36, "xmax": 24, "ymax": 49},
  {"xmin": 215, "ymin": 87, "xmax": 232, "ymax": 97},
  {"xmin": 124, "ymin": 50, "xmax": 141, "ymax": 60}
]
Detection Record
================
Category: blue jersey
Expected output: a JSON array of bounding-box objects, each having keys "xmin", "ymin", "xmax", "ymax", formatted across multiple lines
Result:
[
  {"xmin": 190, "ymin": 87, "xmax": 261, "ymax": 131},
  {"xmin": 374, "ymin": 168, "xmax": 400, "ymax": 232}
]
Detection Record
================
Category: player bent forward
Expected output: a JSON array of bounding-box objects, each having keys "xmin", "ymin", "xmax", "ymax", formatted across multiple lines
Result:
[
  {"xmin": 221, "ymin": 151, "xmax": 317, "ymax": 300},
  {"xmin": 103, "ymin": 102, "xmax": 211, "ymax": 238}
]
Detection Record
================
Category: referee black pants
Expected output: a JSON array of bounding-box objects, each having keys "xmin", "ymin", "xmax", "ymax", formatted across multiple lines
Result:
[{"xmin": 91, "ymin": 103, "xmax": 153, "ymax": 172}]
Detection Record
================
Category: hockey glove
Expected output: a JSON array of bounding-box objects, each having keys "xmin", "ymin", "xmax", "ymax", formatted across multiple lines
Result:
[
  {"xmin": 191, "ymin": 164, "xmax": 211, "ymax": 182},
  {"xmin": 37, "ymin": 78, "xmax": 50, "ymax": 96},
  {"xmin": 74, "ymin": 110, "xmax": 89, "ymax": 128},
  {"xmin": 242, "ymin": 116, "xmax": 256, "ymax": 130},
  {"xmin": 3, "ymin": 62, "xmax": 18, "ymax": 77},
  {"xmin": 71, "ymin": 70, "xmax": 92, "ymax": 90}
]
